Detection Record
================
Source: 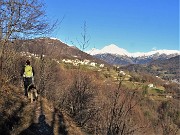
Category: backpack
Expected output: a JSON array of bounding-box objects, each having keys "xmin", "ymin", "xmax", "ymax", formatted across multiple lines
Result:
[{"xmin": 24, "ymin": 65, "xmax": 33, "ymax": 77}]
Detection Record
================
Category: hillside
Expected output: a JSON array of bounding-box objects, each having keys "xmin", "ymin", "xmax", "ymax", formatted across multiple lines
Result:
[
  {"xmin": 0, "ymin": 38, "xmax": 180, "ymax": 135},
  {"xmin": 149, "ymin": 55, "xmax": 180, "ymax": 81},
  {"xmin": 13, "ymin": 38, "xmax": 110, "ymax": 67},
  {"xmin": 123, "ymin": 55, "xmax": 180, "ymax": 82},
  {"xmin": 0, "ymin": 85, "xmax": 85, "ymax": 135}
]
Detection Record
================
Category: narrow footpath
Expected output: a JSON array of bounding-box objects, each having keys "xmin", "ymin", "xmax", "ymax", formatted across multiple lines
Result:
[{"xmin": 9, "ymin": 97, "xmax": 83, "ymax": 135}]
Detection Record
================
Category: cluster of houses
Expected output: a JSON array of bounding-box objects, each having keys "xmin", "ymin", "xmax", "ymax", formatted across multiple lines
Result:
[
  {"xmin": 62, "ymin": 58, "xmax": 105, "ymax": 68},
  {"xmin": 20, "ymin": 52, "xmax": 43, "ymax": 59},
  {"xmin": 20, "ymin": 51, "xmax": 105, "ymax": 68}
]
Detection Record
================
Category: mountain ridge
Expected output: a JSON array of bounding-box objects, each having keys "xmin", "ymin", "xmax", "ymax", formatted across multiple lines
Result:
[
  {"xmin": 122, "ymin": 55, "xmax": 180, "ymax": 82},
  {"xmin": 86, "ymin": 44, "xmax": 180, "ymax": 57},
  {"xmin": 86, "ymin": 44, "xmax": 179, "ymax": 65}
]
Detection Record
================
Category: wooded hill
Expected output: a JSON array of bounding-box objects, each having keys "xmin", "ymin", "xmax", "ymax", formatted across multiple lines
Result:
[{"xmin": 122, "ymin": 55, "xmax": 180, "ymax": 82}]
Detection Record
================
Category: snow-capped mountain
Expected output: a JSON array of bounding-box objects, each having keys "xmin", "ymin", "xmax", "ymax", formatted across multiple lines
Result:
[
  {"xmin": 87, "ymin": 44, "xmax": 129, "ymax": 56},
  {"xmin": 86, "ymin": 44, "xmax": 180, "ymax": 65},
  {"xmin": 86, "ymin": 44, "xmax": 180, "ymax": 57}
]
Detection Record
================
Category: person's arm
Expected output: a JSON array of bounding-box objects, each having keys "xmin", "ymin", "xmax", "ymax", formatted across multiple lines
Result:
[
  {"xmin": 20, "ymin": 66, "xmax": 25, "ymax": 77},
  {"xmin": 32, "ymin": 67, "xmax": 35, "ymax": 76}
]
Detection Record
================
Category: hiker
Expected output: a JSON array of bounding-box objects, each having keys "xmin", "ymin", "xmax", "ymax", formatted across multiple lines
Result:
[{"xmin": 21, "ymin": 60, "xmax": 35, "ymax": 97}]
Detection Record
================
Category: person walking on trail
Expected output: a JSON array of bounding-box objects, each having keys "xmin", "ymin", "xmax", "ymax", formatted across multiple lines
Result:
[{"xmin": 21, "ymin": 60, "xmax": 35, "ymax": 97}]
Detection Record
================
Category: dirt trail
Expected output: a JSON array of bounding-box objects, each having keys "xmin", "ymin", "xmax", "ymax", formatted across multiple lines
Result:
[{"xmin": 10, "ymin": 97, "xmax": 68, "ymax": 135}]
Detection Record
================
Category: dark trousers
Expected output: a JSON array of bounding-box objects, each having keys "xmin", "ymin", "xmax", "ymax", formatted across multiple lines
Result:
[{"xmin": 23, "ymin": 77, "xmax": 33, "ymax": 97}]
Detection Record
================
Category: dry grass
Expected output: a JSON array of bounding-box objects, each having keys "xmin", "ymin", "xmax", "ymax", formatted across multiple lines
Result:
[
  {"xmin": 0, "ymin": 84, "xmax": 28, "ymax": 134},
  {"xmin": 61, "ymin": 111, "xmax": 86, "ymax": 135},
  {"xmin": 0, "ymin": 84, "xmax": 86, "ymax": 135}
]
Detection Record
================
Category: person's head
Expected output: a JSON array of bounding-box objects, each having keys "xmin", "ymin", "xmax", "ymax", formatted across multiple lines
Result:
[{"xmin": 26, "ymin": 60, "xmax": 30, "ymax": 65}]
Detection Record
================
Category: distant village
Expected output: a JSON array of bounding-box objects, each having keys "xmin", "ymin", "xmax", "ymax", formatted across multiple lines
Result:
[
  {"xmin": 20, "ymin": 52, "xmax": 105, "ymax": 68},
  {"xmin": 62, "ymin": 58, "xmax": 104, "ymax": 68}
]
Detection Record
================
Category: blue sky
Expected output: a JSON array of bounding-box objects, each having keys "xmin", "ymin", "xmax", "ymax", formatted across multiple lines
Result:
[{"xmin": 44, "ymin": 0, "xmax": 179, "ymax": 52}]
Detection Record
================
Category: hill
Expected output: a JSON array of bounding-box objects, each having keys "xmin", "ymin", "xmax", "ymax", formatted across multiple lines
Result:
[
  {"xmin": 14, "ymin": 37, "xmax": 110, "ymax": 67},
  {"xmin": 122, "ymin": 55, "xmax": 180, "ymax": 82}
]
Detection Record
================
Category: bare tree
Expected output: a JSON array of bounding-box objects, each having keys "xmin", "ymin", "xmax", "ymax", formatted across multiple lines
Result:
[
  {"xmin": 70, "ymin": 21, "xmax": 90, "ymax": 52},
  {"xmin": 0, "ymin": 0, "xmax": 56, "ymax": 86},
  {"xmin": 64, "ymin": 73, "xmax": 97, "ymax": 131},
  {"xmin": 78, "ymin": 21, "xmax": 90, "ymax": 51},
  {"xmin": 105, "ymin": 79, "xmax": 143, "ymax": 135},
  {"xmin": 158, "ymin": 101, "xmax": 179, "ymax": 135}
]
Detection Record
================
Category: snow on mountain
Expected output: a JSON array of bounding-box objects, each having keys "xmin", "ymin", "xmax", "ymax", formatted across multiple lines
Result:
[
  {"xmin": 86, "ymin": 44, "xmax": 180, "ymax": 58},
  {"xmin": 99, "ymin": 44, "xmax": 129, "ymax": 56},
  {"xmin": 49, "ymin": 37, "xmax": 59, "ymax": 40},
  {"xmin": 131, "ymin": 50, "xmax": 180, "ymax": 57},
  {"xmin": 86, "ymin": 44, "xmax": 130, "ymax": 56}
]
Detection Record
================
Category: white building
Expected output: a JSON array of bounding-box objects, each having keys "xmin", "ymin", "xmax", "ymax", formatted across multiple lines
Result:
[
  {"xmin": 62, "ymin": 59, "xmax": 72, "ymax": 63},
  {"xmin": 90, "ymin": 62, "xmax": 96, "ymax": 67},
  {"xmin": 99, "ymin": 64, "xmax": 104, "ymax": 68},
  {"xmin": 148, "ymin": 84, "xmax": 154, "ymax": 88},
  {"xmin": 119, "ymin": 70, "xmax": 126, "ymax": 76}
]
